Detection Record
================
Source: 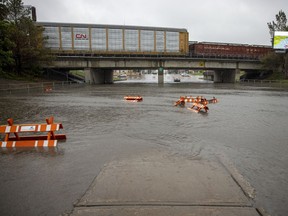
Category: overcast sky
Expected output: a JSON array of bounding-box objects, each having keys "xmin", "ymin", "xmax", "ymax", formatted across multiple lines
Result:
[{"xmin": 22, "ymin": 0, "xmax": 288, "ymax": 46}]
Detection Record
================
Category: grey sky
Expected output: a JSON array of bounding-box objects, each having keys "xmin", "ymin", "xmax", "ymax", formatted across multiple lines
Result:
[{"xmin": 23, "ymin": 0, "xmax": 288, "ymax": 45}]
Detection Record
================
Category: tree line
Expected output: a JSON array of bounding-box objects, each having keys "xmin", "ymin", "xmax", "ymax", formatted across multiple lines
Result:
[
  {"xmin": 264, "ymin": 10, "xmax": 288, "ymax": 79},
  {"xmin": 0, "ymin": 0, "xmax": 287, "ymax": 80},
  {"xmin": 0, "ymin": 0, "xmax": 51, "ymax": 79}
]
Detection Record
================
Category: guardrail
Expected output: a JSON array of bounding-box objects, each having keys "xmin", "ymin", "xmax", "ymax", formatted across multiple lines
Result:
[
  {"xmin": 239, "ymin": 79, "xmax": 286, "ymax": 84},
  {"xmin": 238, "ymin": 79, "xmax": 288, "ymax": 87},
  {"xmin": 0, "ymin": 81, "xmax": 85, "ymax": 95}
]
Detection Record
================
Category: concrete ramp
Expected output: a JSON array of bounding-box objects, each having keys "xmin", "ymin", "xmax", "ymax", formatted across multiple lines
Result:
[
  {"xmin": 71, "ymin": 206, "xmax": 259, "ymax": 216},
  {"xmin": 71, "ymin": 154, "xmax": 260, "ymax": 216}
]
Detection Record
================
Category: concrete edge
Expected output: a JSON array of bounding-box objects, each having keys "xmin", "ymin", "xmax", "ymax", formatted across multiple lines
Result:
[{"xmin": 217, "ymin": 156, "xmax": 256, "ymax": 200}]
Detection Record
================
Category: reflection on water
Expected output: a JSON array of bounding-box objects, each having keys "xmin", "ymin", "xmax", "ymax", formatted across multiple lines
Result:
[
  {"xmin": 116, "ymin": 74, "xmax": 211, "ymax": 83},
  {"xmin": 0, "ymin": 147, "xmax": 65, "ymax": 156},
  {"xmin": 0, "ymin": 82, "xmax": 288, "ymax": 216}
]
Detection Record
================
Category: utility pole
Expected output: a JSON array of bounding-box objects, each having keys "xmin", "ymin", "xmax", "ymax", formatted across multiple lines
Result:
[{"xmin": 284, "ymin": 52, "xmax": 288, "ymax": 78}]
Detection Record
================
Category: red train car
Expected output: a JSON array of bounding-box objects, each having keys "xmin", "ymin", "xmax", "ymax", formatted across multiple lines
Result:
[{"xmin": 189, "ymin": 42, "xmax": 272, "ymax": 59}]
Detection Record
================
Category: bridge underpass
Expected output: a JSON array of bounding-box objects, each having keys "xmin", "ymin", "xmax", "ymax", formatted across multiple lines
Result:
[{"xmin": 47, "ymin": 57, "xmax": 265, "ymax": 84}]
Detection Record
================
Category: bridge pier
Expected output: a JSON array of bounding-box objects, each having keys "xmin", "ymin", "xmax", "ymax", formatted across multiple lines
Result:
[
  {"xmin": 84, "ymin": 68, "xmax": 113, "ymax": 84},
  {"xmin": 214, "ymin": 69, "xmax": 236, "ymax": 83},
  {"xmin": 158, "ymin": 68, "xmax": 164, "ymax": 84},
  {"xmin": 235, "ymin": 68, "xmax": 241, "ymax": 82}
]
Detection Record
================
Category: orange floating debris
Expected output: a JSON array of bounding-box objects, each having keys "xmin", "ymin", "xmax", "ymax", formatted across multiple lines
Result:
[
  {"xmin": 124, "ymin": 96, "xmax": 143, "ymax": 102},
  {"xmin": 0, "ymin": 116, "xmax": 66, "ymax": 148}
]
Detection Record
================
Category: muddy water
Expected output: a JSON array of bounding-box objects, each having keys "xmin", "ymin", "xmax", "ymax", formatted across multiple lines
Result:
[{"xmin": 0, "ymin": 82, "xmax": 288, "ymax": 216}]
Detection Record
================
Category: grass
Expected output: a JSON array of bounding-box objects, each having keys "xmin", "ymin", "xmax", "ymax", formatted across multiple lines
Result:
[
  {"xmin": 69, "ymin": 70, "xmax": 85, "ymax": 78},
  {"xmin": 0, "ymin": 71, "xmax": 43, "ymax": 82}
]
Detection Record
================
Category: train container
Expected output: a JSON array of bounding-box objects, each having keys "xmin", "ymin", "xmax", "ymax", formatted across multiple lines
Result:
[
  {"xmin": 189, "ymin": 42, "xmax": 272, "ymax": 59},
  {"xmin": 37, "ymin": 22, "xmax": 189, "ymax": 56}
]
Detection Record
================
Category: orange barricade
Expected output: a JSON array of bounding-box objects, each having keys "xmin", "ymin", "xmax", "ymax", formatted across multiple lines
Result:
[
  {"xmin": 188, "ymin": 102, "xmax": 209, "ymax": 113},
  {"xmin": 124, "ymin": 96, "xmax": 143, "ymax": 102},
  {"xmin": 174, "ymin": 96, "xmax": 218, "ymax": 113},
  {"xmin": 44, "ymin": 86, "xmax": 53, "ymax": 92},
  {"xmin": 0, "ymin": 117, "xmax": 66, "ymax": 148}
]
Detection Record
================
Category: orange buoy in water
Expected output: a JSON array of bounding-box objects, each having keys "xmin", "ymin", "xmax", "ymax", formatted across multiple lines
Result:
[{"xmin": 124, "ymin": 96, "xmax": 143, "ymax": 102}]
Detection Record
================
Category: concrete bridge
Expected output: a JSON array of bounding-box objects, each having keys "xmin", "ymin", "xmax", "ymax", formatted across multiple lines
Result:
[{"xmin": 48, "ymin": 56, "xmax": 264, "ymax": 84}]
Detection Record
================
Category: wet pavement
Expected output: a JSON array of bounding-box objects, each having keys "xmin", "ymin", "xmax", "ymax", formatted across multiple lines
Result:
[
  {"xmin": 0, "ymin": 79, "xmax": 288, "ymax": 216},
  {"xmin": 71, "ymin": 151, "xmax": 260, "ymax": 216},
  {"xmin": 71, "ymin": 206, "xmax": 260, "ymax": 216}
]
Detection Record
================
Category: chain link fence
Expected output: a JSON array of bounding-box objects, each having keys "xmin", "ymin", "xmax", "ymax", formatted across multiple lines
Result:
[{"xmin": 0, "ymin": 81, "xmax": 85, "ymax": 95}]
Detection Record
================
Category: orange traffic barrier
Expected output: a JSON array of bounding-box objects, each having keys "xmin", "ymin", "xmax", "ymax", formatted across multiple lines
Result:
[
  {"xmin": 208, "ymin": 97, "xmax": 218, "ymax": 104},
  {"xmin": 44, "ymin": 86, "xmax": 53, "ymax": 92},
  {"xmin": 174, "ymin": 96, "xmax": 218, "ymax": 113},
  {"xmin": 0, "ymin": 117, "xmax": 66, "ymax": 148},
  {"xmin": 188, "ymin": 102, "xmax": 209, "ymax": 113},
  {"xmin": 124, "ymin": 96, "xmax": 143, "ymax": 102}
]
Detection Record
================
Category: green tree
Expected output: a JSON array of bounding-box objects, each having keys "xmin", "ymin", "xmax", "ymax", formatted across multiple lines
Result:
[
  {"xmin": 265, "ymin": 10, "xmax": 288, "ymax": 79},
  {"xmin": 0, "ymin": 1, "xmax": 14, "ymax": 74},
  {"xmin": 0, "ymin": 21, "xmax": 15, "ymax": 74},
  {"xmin": 267, "ymin": 10, "xmax": 288, "ymax": 39},
  {"xmin": 261, "ymin": 52, "xmax": 285, "ymax": 79},
  {"xmin": 0, "ymin": 1, "xmax": 9, "ymax": 20},
  {"xmin": 1, "ymin": 0, "xmax": 52, "ymax": 77}
]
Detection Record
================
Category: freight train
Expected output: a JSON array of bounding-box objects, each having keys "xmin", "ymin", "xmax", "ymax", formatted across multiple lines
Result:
[
  {"xmin": 189, "ymin": 41, "xmax": 272, "ymax": 59},
  {"xmin": 37, "ymin": 22, "xmax": 189, "ymax": 56},
  {"xmin": 38, "ymin": 22, "xmax": 272, "ymax": 60}
]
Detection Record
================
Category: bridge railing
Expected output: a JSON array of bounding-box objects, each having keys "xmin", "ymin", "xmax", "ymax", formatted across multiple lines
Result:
[
  {"xmin": 0, "ymin": 81, "xmax": 85, "ymax": 95},
  {"xmin": 190, "ymin": 54, "xmax": 262, "ymax": 60}
]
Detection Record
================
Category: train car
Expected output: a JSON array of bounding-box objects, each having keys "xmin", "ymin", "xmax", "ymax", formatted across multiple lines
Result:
[
  {"xmin": 37, "ymin": 22, "xmax": 189, "ymax": 57},
  {"xmin": 189, "ymin": 42, "xmax": 272, "ymax": 59}
]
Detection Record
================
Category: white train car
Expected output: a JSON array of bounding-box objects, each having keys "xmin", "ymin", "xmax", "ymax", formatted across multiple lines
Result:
[{"xmin": 37, "ymin": 22, "xmax": 189, "ymax": 56}]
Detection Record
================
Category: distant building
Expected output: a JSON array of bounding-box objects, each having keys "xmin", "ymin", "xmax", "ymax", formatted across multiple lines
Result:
[{"xmin": 24, "ymin": 5, "xmax": 37, "ymax": 21}]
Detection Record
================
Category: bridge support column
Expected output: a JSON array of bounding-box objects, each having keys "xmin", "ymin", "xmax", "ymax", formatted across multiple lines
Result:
[
  {"xmin": 84, "ymin": 68, "xmax": 93, "ymax": 84},
  {"xmin": 158, "ymin": 67, "xmax": 164, "ymax": 84},
  {"xmin": 214, "ymin": 69, "xmax": 236, "ymax": 83},
  {"xmin": 84, "ymin": 68, "xmax": 113, "ymax": 84},
  {"xmin": 235, "ymin": 68, "xmax": 241, "ymax": 82}
]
